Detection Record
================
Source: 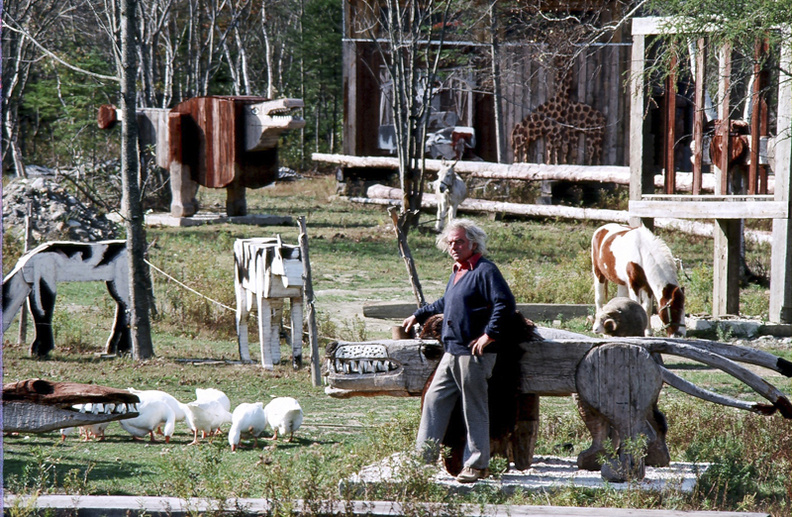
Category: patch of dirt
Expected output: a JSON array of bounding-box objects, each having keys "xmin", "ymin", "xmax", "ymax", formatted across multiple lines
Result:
[{"xmin": 314, "ymin": 287, "xmax": 409, "ymax": 339}]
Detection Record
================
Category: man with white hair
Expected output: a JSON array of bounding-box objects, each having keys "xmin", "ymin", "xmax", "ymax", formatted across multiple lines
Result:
[{"xmin": 402, "ymin": 218, "xmax": 516, "ymax": 483}]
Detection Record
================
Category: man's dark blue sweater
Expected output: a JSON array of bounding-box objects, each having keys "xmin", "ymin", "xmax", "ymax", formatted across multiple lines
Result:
[{"xmin": 413, "ymin": 256, "xmax": 516, "ymax": 355}]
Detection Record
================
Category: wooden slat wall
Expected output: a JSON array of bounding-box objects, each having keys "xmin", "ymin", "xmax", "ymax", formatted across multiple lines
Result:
[{"xmin": 501, "ymin": 44, "xmax": 631, "ymax": 166}]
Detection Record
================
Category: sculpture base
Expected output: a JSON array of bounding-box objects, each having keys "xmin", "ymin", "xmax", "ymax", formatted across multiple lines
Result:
[
  {"xmin": 109, "ymin": 211, "xmax": 292, "ymax": 228},
  {"xmin": 342, "ymin": 453, "xmax": 709, "ymax": 496}
]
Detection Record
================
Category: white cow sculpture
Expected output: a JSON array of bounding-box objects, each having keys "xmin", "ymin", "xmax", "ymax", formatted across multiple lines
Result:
[
  {"xmin": 432, "ymin": 160, "xmax": 467, "ymax": 232},
  {"xmin": 234, "ymin": 237, "xmax": 304, "ymax": 370}
]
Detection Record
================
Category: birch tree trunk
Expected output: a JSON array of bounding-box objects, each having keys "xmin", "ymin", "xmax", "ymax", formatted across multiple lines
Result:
[
  {"xmin": 489, "ymin": 0, "xmax": 505, "ymax": 163},
  {"xmin": 121, "ymin": 0, "xmax": 154, "ymax": 359}
]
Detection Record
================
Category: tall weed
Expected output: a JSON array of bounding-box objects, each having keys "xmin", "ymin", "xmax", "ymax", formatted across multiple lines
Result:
[{"xmin": 508, "ymin": 249, "xmax": 593, "ymax": 304}]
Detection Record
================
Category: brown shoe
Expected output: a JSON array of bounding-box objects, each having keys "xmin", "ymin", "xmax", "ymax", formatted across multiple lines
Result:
[{"xmin": 455, "ymin": 466, "xmax": 489, "ymax": 483}]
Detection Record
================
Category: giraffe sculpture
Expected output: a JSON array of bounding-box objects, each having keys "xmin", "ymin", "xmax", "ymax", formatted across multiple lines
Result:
[{"xmin": 510, "ymin": 66, "xmax": 606, "ymax": 165}]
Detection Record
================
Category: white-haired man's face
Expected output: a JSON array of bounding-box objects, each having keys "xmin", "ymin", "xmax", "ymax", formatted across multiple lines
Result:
[{"xmin": 447, "ymin": 228, "xmax": 476, "ymax": 263}]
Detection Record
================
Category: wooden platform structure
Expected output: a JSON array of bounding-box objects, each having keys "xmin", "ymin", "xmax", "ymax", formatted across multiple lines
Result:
[{"xmin": 627, "ymin": 17, "xmax": 792, "ymax": 324}]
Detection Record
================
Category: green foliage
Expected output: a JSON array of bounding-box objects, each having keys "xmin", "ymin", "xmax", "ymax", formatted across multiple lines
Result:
[
  {"xmin": 19, "ymin": 49, "xmax": 117, "ymax": 168},
  {"xmin": 508, "ymin": 249, "xmax": 593, "ymax": 305}
]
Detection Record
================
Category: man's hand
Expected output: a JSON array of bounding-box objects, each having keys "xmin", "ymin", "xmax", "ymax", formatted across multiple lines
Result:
[
  {"xmin": 402, "ymin": 315, "xmax": 417, "ymax": 331},
  {"xmin": 469, "ymin": 334, "xmax": 494, "ymax": 356}
]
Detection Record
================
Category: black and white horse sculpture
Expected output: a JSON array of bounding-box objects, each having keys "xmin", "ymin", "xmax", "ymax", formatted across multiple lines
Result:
[{"xmin": 2, "ymin": 240, "xmax": 131, "ymax": 357}]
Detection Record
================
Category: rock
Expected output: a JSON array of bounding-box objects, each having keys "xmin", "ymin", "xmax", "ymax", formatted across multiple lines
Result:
[{"xmin": 2, "ymin": 174, "xmax": 118, "ymax": 243}]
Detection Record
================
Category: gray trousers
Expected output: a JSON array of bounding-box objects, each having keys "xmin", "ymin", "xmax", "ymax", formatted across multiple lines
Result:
[{"xmin": 415, "ymin": 352, "xmax": 497, "ymax": 470}]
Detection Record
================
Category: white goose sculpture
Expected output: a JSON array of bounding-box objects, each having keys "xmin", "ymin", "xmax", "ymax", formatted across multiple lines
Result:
[
  {"xmin": 119, "ymin": 399, "xmax": 176, "ymax": 443},
  {"xmin": 185, "ymin": 398, "xmax": 232, "ymax": 445},
  {"xmin": 228, "ymin": 402, "xmax": 267, "ymax": 452},
  {"xmin": 264, "ymin": 397, "xmax": 303, "ymax": 442}
]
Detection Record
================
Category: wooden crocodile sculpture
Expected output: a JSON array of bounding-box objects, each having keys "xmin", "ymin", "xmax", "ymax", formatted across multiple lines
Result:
[
  {"xmin": 324, "ymin": 316, "xmax": 792, "ymax": 482},
  {"xmin": 3, "ymin": 379, "xmax": 140, "ymax": 434}
]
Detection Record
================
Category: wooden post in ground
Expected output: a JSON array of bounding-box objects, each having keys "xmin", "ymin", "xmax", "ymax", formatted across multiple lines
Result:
[
  {"xmin": 712, "ymin": 42, "xmax": 741, "ymax": 317},
  {"xmin": 770, "ymin": 32, "xmax": 792, "ymax": 324},
  {"xmin": 388, "ymin": 206, "xmax": 426, "ymax": 308},
  {"xmin": 298, "ymin": 216, "xmax": 322, "ymax": 386}
]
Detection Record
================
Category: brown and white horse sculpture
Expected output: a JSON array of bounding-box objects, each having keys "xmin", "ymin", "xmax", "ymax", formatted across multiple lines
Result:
[{"xmin": 591, "ymin": 224, "xmax": 686, "ymax": 337}]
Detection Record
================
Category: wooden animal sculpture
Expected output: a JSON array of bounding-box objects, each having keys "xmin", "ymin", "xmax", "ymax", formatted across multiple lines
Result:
[
  {"xmin": 510, "ymin": 67, "xmax": 606, "ymax": 165},
  {"xmin": 2, "ymin": 379, "xmax": 140, "ymax": 434},
  {"xmin": 707, "ymin": 119, "xmax": 752, "ymax": 193},
  {"xmin": 119, "ymin": 399, "xmax": 176, "ymax": 443},
  {"xmin": 127, "ymin": 388, "xmax": 189, "ymax": 435},
  {"xmin": 234, "ymin": 237, "xmax": 305, "ymax": 370},
  {"xmin": 323, "ymin": 326, "xmax": 792, "ymax": 482},
  {"xmin": 2, "ymin": 240, "xmax": 131, "ymax": 357},
  {"xmin": 229, "ymin": 402, "xmax": 268, "ymax": 451},
  {"xmin": 185, "ymin": 399, "xmax": 233, "ymax": 445},
  {"xmin": 264, "ymin": 397, "xmax": 303, "ymax": 442},
  {"xmin": 592, "ymin": 297, "xmax": 649, "ymax": 337},
  {"xmin": 98, "ymin": 97, "xmax": 305, "ymax": 218},
  {"xmin": 591, "ymin": 223, "xmax": 686, "ymax": 337},
  {"xmin": 425, "ymin": 126, "xmax": 476, "ymax": 160},
  {"xmin": 431, "ymin": 160, "xmax": 467, "ymax": 232},
  {"xmin": 195, "ymin": 387, "xmax": 231, "ymax": 436}
]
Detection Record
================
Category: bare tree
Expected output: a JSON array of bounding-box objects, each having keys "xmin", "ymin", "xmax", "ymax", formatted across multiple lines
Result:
[
  {"xmin": 119, "ymin": 0, "xmax": 155, "ymax": 359},
  {"xmin": 356, "ymin": 0, "xmax": 455, "ymax": 233},
  {"xmin": 1, "ymin": 0, "xmax": 75, "ymax": 177}
]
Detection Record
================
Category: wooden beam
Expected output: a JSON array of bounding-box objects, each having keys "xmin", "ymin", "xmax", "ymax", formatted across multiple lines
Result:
[
  {"xmin": 629, "ymin": 199, "xmax": 787, "ymax": 219},
  {"xmin": 713, "ymin": 219, "xmax": 741, "ymax": 317},
  {"xmin": 315, "ymin": 153, "xmax": 774, "ymax": 193},
  {"xmin": 628, "ymin": 32, "xmax": 647, "ymax": 230},
  {"xmin": 2, "ymin": 494, "xmax": 774, "ymax": 517},
  {"xmin": 362, "ymin": 302, "xmax": 593, "ymax": 322},
  {"xmin": 770, "ymin": 30, "xmax": 792, "ymax": 324},
  {"xmin": 664, "ymin": 55, "xmax": 677, "ymax": 194},
  {"xmin": 717, "ymin": 42, "xmax": 732, "ymax": 196}
]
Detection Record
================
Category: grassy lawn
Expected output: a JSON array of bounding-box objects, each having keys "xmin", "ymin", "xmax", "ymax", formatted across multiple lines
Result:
[{"xmin": 3, "ymin": 174, "xmax": 790, "ymax": 515}]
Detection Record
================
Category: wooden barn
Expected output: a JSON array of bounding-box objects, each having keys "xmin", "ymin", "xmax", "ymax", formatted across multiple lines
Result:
[{"xmin": 341, "ymin": 0, "xmax": 633, "ymax": 168}]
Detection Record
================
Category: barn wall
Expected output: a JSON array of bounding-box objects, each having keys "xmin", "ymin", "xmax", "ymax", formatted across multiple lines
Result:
[
  {"xmin": 343, "ymin": 42, "xmax": 632, "ymax": 165},
  {"xmin": 501, "ymin": 43, "xmax": 632, "ymax": 166}
]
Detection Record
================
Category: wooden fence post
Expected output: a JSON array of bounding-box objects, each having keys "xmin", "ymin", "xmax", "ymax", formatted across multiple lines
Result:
[{"xmin": 298, "ymin": 216, "xmax": 322, "ymax": 387}]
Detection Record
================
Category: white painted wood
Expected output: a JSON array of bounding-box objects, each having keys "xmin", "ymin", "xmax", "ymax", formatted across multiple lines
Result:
[
  {"xmin": 357, "ymin": 188, "xmax": 774, "ymax": 243},
  {"xmin": 315, "ymin": 153, "xmax": 773, "ymax": 193},
  {"xmin": 234, "ymin": 238, "xmax": 305, "ymax": 369},
  {"xmin": 770, "ymin": 29, "xmax": 792, "ymax": 324},
  {"xmin": 628, "ymin": 200, "xmax": 787, "ymax": 219},
  {"xmin": 3, "ymin": 495, "xmax": 773, "ymax": 517}
]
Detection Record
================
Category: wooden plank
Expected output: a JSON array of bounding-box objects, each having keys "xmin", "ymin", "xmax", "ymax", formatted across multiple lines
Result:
[
  {"xmin": 3, "ymin": 495, "xmax": 772, "ymax": 517},
  {"xmin": 770, "ymin": 30, "xmax": 792, "ymax": 324},
  {"xmin": 362, "ymin": 302, "xmax": 593, "ymax": 322},
  {"xmin": 692, "ymin": 38, "xmax": 705, "ymax": 195},
  {"xmin": 354, "ymin": 188, "xmax": 774, "ymax": 243},
  {"xmin": 314, "ymin": 153, "xmax": 773, "ymax": 194},
  {"xmin": 629, "ymin": 200, "xmax": 788, "ymax": 219},
  {"xmin": 520, "ymin": 341, "xmax": 594, "ymax": 395},
  {"xmin": 717, "ymin": 43, "xmax": 732, "ymax": 196},
  {"xmin": 713, "ymin": 219, "xmax": 741, "ymax": 317},
  {"xmin": 629, "ymin": 33, "xmax": 648, "ymax": 228},
  {"xmin": 641, "ymin": 194, "xmax": 775, "ymax": 202},
  {"xmin": 663, "ymin": 58, "xmax": 677, "ymax": 194}
]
